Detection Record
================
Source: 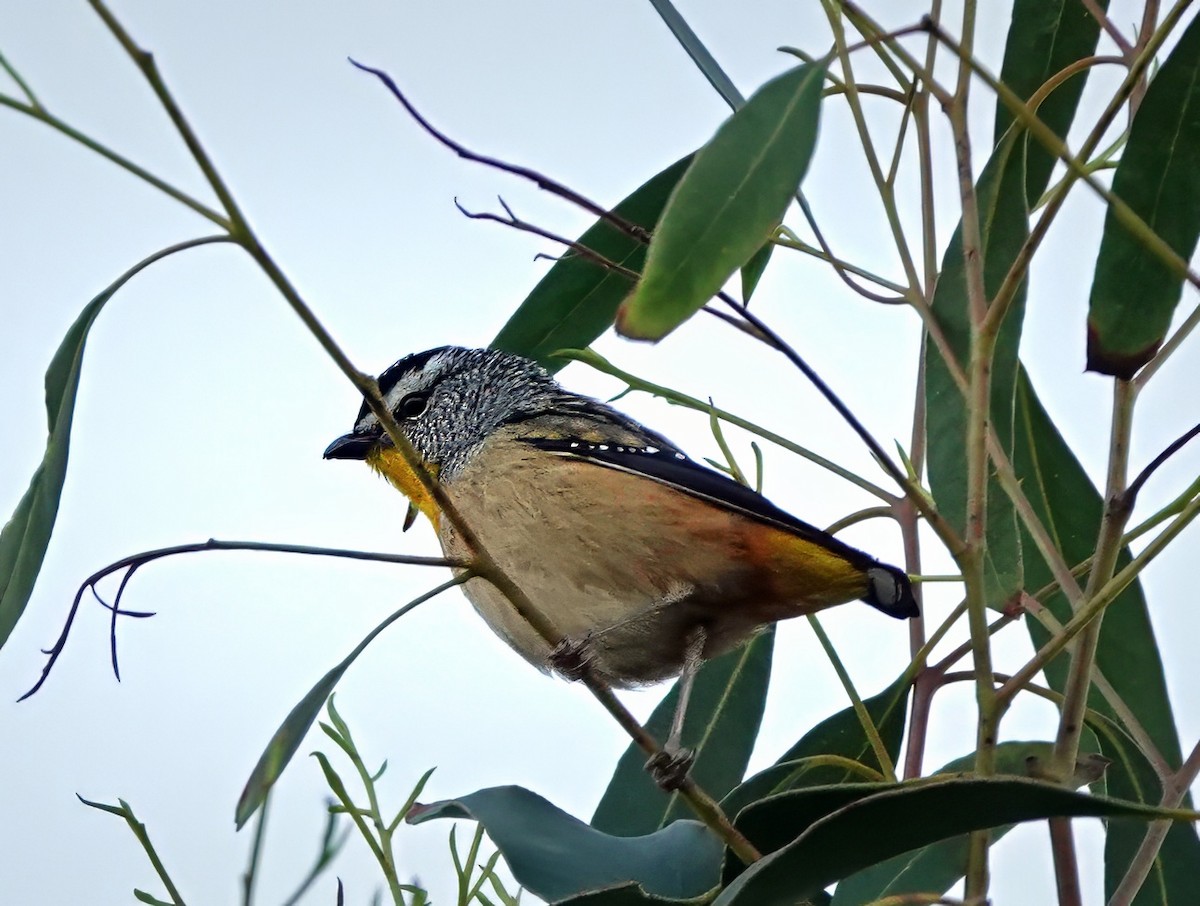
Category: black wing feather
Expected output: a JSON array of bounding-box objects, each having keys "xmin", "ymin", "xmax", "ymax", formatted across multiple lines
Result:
[{"xmin": 520, "ymin": 437, "xmax": 876, "ymax": 569}]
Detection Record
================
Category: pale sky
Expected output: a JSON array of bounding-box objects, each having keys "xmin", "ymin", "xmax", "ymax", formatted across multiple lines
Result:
[{"xmin": 2, "ymin": 2, "xmax": 1198, "ymax": 904}]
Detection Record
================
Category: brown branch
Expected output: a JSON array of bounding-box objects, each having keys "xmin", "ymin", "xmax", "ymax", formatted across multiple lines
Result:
[
  {"xmin": 19, "ymin": 540, "xmax": 462, "ymax": 701},
  {"xmin": 351, "ymin": 59, "xmax": 649, "ymax": 245}
]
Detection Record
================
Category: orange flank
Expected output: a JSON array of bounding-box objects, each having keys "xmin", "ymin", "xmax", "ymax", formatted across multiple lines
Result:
[{"xmin": 741, "ymin": 520, "xmax": 868, "ymax": 609}]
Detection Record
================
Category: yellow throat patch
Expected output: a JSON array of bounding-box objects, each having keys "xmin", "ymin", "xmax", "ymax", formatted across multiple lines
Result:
[{"xmin": 366, "ymin": 447, "xmax": 442, "ymax": 527}]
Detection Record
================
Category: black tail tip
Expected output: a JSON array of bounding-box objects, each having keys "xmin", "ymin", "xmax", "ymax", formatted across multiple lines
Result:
[{"xmin": 864, "ymin": 565, "xmax": 919, "ymax": 619}]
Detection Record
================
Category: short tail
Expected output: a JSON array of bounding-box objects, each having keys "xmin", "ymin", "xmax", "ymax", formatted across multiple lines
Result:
[{"xmin": 862, "ymin": 564, "xmax": 919, "ymax": 619}]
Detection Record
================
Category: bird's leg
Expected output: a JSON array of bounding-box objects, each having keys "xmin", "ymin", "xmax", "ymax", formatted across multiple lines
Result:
[
  {"xmin": 646, "ymin": 624, "xmax": 707, "ymax": 791},
  {"xmin": 549, "ymin": 582, "xmax": 695, "ymax": 683}
]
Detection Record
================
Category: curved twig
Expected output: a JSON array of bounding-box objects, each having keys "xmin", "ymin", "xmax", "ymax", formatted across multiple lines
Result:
[{"xmin": 19, "ymin": 539, "xmax": 462, "ymax": 701}]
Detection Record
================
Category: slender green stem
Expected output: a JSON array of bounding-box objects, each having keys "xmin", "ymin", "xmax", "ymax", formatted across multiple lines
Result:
[
  {"xmin": 241, "ymin": 793, "xmax": 270, "ymax": 906},
  {"xmin": 78, "ymin": 797, "xmax": 188, "ymax": 905},
  {"xmin": 808, "ymin": 614, "xmax": 897, "ymax": 782},
  {"xmin": 1112, "ymin": 736, "xmax": 1200, "ymax": 904},
  {"xmin": 0, "ymin": 49, "xmax": 44, "ymax": 108},
  {"xmin": 1026, "ymin": 605, "xmax": 1170, "ymax": 781},
  {"xmin": 998, "ymin": 489, "xmax": 1200, "ymax": 703},
  {"xmin": 1051, "ymin": 380, "xmax": 1137, "ymax": 779},
  {"xmin": 0, "ymin": 94, "xmax": 228, "ymax": 227},
  {"xmin": 793, "ymin": 196, "xmax": 913, "ymax": 304},
  {"xmin": 773, "ymin": 231, "xmax": 910, "ymax": 295},
  {"xmin": 558, "ymin": 347, "xmax": 898, "ymax": 502},
  {"xmin": 823, "ymin": 1, "xmax": 924, "ymax": 298}
]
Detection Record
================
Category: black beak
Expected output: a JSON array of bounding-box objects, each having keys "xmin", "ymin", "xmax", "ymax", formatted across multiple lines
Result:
[{"xmin": 323, "ymin": 432, "xmax": 377, "ymax": 460}]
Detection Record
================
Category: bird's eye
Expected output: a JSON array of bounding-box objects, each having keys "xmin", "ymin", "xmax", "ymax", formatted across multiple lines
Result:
[{"xmin": 398, "ymin": 392, "xmax": 429, "ymax": 420}]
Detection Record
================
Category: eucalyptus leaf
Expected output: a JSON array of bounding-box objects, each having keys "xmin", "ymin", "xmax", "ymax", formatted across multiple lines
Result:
[
  {"xmin": 1086, "ymin": 12, "xmax": 1200, "ymax": 376},
  {"xmin": 409, "ymin": 786, "xmax": 722, "ymax": 903},
  {"xmin": 716, "ymin": 778, "xmax": 1196, "ymax": 905},
  {"xmin": 492, "ymin": 156, "xmax": 692, "ymax": 371},
  {"xmin": 592, "ymin": 628, "xmax": 773, "ymax": 836},
  {"xmin": 616, "ymin": 63, "xmax": 825, "ymax": 340}
]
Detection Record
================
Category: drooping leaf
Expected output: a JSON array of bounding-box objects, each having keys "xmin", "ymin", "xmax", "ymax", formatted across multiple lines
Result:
[
  {"xmin": 1012, "ymin": 369, "xmax": 1200, "ymax": 901},
  {"xmin": 740, "ymin": 241, "xmax": 775, "ymax": 304},
  {"xmin": 719, "ymin": 671, "xmax": 910, "ymax": 822},
  {"xmin": 1, "ymin": 240, "xmax": 226, "ymax": 652},
  {"xmin": 924, "ymin": 130, "xmax": 1028, "ymax": 608},
  {"xmin": 236, "ymin": 578, "xmax": 456, "ymax": 828},
  {"xmin": 408, "ymin": 786, "xmax": 722, "ymax": 903},
  {"xmin": 616, "ymin": 63, "xmax": 825, "ymax": 340},
  {"xmin": 592, "ymin": 628, "xmax": 773, "ymax": 836},
  {"xmin": 491, "ymin": 156, "xmax": 692, "ymax": 371},
  {"xmin": 1086, "ymin": 12, "xmax": 1200, "ymax": 377},
  {"xmin": 714, "ymin": 778, "xmax": 1196, "ymax": 906},
  {"xmin": 830, "ymin": 737, "xmax": 1106, "ymax": 905},
  {"xmin": 994, "ymin": 0, "xmax": 1106, "ymax": 202}
]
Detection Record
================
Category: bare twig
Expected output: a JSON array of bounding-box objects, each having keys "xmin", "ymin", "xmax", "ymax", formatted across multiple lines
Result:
[
  {"xmin": 1124, "ymin": 420, "xmax": 1200, "ymax": 507},
  {"xmin": 20, "ymin": 539, "xmax": 462, "ymax": 701},
  {"xmin": 351, "ymin": 59, "xmax": 649, "ymax": 245}
]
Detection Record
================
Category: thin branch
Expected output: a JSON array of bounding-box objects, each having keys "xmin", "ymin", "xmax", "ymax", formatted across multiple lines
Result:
[
  {"xmin": 1136, "ymin": 298, "xmax": 1200, "ymax": 386},
  {"xmin": 456, "ymin": 196, "xmax": 641, "ymax": 281},
  {"xmin": 794, "ymin": 195, "xmax": 914, "ymax": 304},
  {"xmin": 714, "ymin": 298, "xmax": 965, "ymax": 553},
  {"xmin": 1052, "ymin": 380, "xmax": 1137, "ymax": 780},
  {"xmin": 773, "ymin": 229, "xmax": 910, "ymax": 295},
  {"xmin": 20, "ymin": 539, "xmax": 463, "ymax": 701},
  {"xmin": 1111, "ymin": 734, "xmax": 1200, "ymax": 904},
  {"xmin": 998, "ymin": 489, "xmax": 1200, "ymax": 703},
  {"xmin": 0, "ymin": 94, "xmax": 229, "ymax": 228},
  {"xmin": 0, "ymin": 48, "xmax": 44, "ymax": 109},
  {"xmin": 351, "ymin": 59, "xmax": 649, "ymax": 245},
  {"xmin": 1080, "ymin": 0, "xmax": 1135, "ymax": 55},
  {"xmin": 1125, "ymin": 420, "xmax": 1200, "ymax": 506},
  {"xmin": 559, "ymin": 348, "xmax": 899, "ymax": 502}
]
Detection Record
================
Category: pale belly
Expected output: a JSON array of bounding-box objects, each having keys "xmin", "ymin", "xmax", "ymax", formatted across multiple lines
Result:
[{"xmin": 435, "ymin": 443, "xmax": 856, "ymax": 687}]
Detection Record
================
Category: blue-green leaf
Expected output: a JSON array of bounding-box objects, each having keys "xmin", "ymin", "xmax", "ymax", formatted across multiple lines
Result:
[{"xmin": 409, "ymin": 786, "xmax": 722, "ymax": 902}]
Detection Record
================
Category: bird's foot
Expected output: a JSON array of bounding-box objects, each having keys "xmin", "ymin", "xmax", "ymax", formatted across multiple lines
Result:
[{"xmin": 645, "ymin": 746, "xmax": 695, "ymax": 791}]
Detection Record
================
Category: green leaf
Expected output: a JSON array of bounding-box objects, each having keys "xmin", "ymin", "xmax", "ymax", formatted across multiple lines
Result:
[
  {"xmin": 550, "ymin": 883, "xmax": 703, "ymax": 905},
  {"xmin": 616, "ymin": 63, "xmax": 826, "ymax": 340},
  {"xmin": 236, "ymin": 577, "xmax": 458, "ymax": 828},
  {"xmin": 830, "ymin": 738, "xmax": 1106, "ymax": 905},
  {"xmin": 994, "ymin": 0, "xmax": 1106, "ymax": 202},
  {"xmin": 408, "ymin": 786, "xmax": 722, "ymax": 903},
  {"xmin": 924, "ymin": 130, "xmax": 1028, "ymax": 608},
  {"xmin": 714, "ymin": 778, "xmax": 1196, "ymax": 905},
  {"xmin": 1, "ymin": 239, "xmax": 226, "ymax": 652},
  {"xmin": 592, "ymin": 628, "xmax": 773, "ymax": 836},
  {"xmin": 491, "ymin": 156, "xmax": 692, "ymax": 371},
  {"xmin": 1012, "ymin": 370, "xmax": 1200, "ymax": 901},
  {"xmin": 236, "ymin": 661, "xmax": 347, "ymax": 829},
  {"xmin": 740, "ymin": 241, "xmax": 774, "ymax": 304},
  {"xmin": 1086, "ymin": 13, "xmax": 1200, "ymax": 377},
  {"xmin": 0, "ymin": 298, "xmax": 100, "ymax": 652},
  {"xmin": 719, "ymin": 671, "xmax": 910, "ymax": 823}
]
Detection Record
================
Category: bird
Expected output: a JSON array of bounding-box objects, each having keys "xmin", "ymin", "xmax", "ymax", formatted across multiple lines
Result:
[{"xmin": 324, "ymin": 346, "xmax": 917, "ymax": 783}]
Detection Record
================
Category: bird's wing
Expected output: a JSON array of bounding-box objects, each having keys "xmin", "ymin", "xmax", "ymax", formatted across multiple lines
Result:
[{"xmin": 519, "ymin": 436, "xmax": 876, "ymax": 571}]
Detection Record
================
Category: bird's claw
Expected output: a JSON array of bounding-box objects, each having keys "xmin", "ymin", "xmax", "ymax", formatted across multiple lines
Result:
[{"xmin": 646, "ymin": 747, "xmax": 695, "ymax": 791}]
